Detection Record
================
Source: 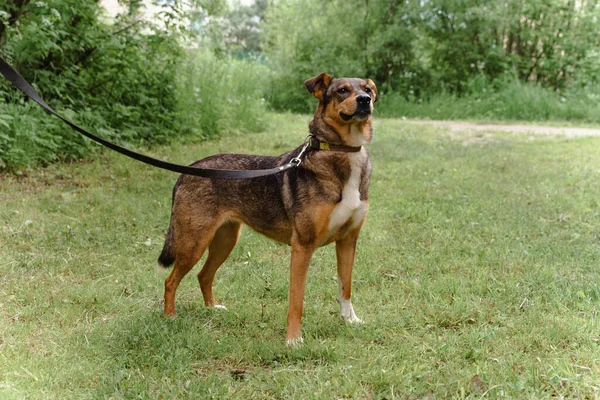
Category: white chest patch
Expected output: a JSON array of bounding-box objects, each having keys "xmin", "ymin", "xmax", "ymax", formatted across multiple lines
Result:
[{"xmin": 327, "ymin": 150, "xmax": 367, "ymax": 237}]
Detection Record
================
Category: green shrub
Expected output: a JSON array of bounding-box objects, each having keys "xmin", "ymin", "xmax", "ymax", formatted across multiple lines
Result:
[
  {"xmin": 0, "ymin": 101, "xmax": 103, "ymax": 170},
  {"xmin": 262, "ymin": 0, "xmax": 415, "ymax": 113},
  {"xmin": 0, "ymin": 0, "xmax": 184, "ymax": 144}
]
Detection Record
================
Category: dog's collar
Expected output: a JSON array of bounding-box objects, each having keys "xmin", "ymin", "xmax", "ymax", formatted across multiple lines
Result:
[{"xmin": 308, "ymin": 136, "xmax": 362, "ymax": 153}]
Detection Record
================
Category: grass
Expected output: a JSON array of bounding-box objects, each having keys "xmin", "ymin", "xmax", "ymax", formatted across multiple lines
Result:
[
  {"xmin": 3, "ymin": 113, "xmax": 600, "ymax": 398},
  {"xmin": 377, "ymin": 78, "xmax": 600, "ymax": 125}
]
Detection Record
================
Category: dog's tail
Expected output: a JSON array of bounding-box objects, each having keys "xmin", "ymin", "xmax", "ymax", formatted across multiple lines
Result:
[
  {"xmin": 158, "ymin": 225, "xmax": 175, "ymax": 268},
  {"xmin": 158, "ymin": 184, "xmax": 178, "ymax": 269}
]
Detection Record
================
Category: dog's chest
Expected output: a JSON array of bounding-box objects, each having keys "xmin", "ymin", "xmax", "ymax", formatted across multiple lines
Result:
[{"xmin": 327, "ymin": 151, "xmax": 367, "ymax": 236}]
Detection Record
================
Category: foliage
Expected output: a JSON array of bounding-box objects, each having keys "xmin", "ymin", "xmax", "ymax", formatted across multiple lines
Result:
[
  {"xmin": 263, "ymin": 0, "xmax": 417, "ymax": 113},
  {"xmin": 421, "ymin": 0, "xmax": 600, "ymax": 93},
  {"xmin": 0, "ymin": 0, "xmax": 183, "ymax": 137},
  {"xmin": 220, "ymin": 0, "xmax": 269, "ymax": 53},
  {"xmin": 4, "ymin": 116, "xmax": 600, "ymax": 397},
  {"xmin": 263, "ymin": 0, "xmax": 600, "ymax": 112},
  {"xmin": 0, "ymin": 101, "xmax": 109, "ymax": 170},
  {"xmin": 0, "ymin": 0, "xmax": 269, "ymax": 171},
  {"xmin": 0, "ymin": 0, "xmax": 182, "ymax": 170}
]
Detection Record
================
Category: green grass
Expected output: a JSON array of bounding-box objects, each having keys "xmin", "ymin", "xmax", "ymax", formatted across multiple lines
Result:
[
  {"xmin": 377, "ymin": 79, "xmax": 600, "ymax": 125},
  {"xmin": 3, "ymin": 114, "xmax": 600, "ymax": 398}
]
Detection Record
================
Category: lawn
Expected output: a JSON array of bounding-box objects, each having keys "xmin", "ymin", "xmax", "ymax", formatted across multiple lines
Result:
[{"xmin": 2, "ymin": 114, "xmax": 600, "ymax": 398}]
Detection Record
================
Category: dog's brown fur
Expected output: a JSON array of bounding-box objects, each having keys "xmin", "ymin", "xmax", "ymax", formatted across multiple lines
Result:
[{"xmin": 158, "ymin": 73, "xmax": 377, "ymax": 344}]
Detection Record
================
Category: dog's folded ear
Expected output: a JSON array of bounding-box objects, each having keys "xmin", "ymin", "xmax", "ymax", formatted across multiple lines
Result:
[
  {"xmin": 366, "ymin": 79, "xmax": 378, "ymax": 103},
  {"xmin": 304, "ymin": 73, "xmax": 333, "ymax": 100}
]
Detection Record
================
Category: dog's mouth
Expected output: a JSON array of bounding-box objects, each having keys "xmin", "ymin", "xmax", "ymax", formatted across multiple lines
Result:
[{"xmin": 340, "ymin": 110, "xmax": 371, "ymax": 121}]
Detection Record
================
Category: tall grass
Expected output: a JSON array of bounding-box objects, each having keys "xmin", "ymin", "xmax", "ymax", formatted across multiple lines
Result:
[
  {"xmin": 377, "ymin": 76, "xmax": 600, "ymax": 124},
  {"xmin": 175, "ymin": 50, "xmax": 269, "ymax": 140}
]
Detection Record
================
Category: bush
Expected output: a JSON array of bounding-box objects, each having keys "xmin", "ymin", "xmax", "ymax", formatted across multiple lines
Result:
[
  {"xmin": 261, "ymin": 0, "xmax": 600, "ymax": 112},
  {"xmin": 262, "ymin": 0, "xmax": 415, "ymax": 113},
  {"xmin": 0, "ymin": 0, "xmax": 183, "ymax": 170},
  {"xmin": 0, "ymin": 101, "xmax": 103, "ymax": 169}
]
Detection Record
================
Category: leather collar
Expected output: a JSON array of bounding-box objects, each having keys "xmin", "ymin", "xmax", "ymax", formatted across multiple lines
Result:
[{"xmin": 308, "ymin": 136, "xmax": 362, "ymax": 153}]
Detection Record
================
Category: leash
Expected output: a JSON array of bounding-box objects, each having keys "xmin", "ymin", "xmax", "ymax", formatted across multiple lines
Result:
[{"xmin": 0, "ymin": 57, "xmax": 320, "ymax": 178}]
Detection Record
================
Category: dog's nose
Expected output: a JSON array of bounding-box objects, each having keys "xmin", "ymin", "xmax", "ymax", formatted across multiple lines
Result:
[{"xmin": 357, "ymin": 95, "xmax": 371, "ymax": 106}]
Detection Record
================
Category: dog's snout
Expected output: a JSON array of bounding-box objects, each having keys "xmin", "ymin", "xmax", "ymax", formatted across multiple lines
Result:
[{"xmin": 357, "ymin": 95, "xmax": 371, "ymax": 106}]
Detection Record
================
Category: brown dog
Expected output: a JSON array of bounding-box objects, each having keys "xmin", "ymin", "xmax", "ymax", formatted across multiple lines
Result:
[{"xmin": 158, "ymin": 73, "xmax": 377, "ymax": 345}]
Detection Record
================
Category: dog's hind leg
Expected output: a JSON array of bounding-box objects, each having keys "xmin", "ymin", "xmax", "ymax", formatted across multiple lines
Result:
[
  {"xmin": 164, "ymin": 226, "xmax": 216, "ymax": 316},
  {"xmin": 198, "ymin": 221, "xmax": 242, "ymax": 309}
]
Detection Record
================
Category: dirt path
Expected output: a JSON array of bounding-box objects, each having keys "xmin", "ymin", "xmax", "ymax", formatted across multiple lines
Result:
[{"xmin": 405, "ymin": 120, "xmax": 600, "ymax": 138}]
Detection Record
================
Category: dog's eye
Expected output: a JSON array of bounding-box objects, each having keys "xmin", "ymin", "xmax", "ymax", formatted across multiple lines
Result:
[
  {"xmin": 364, "ymin": 87, "xmax": 372, "ymax": 93},
  {"xmin": 338, "ymin": 88, "xmax": 348, "ymax": 94}
]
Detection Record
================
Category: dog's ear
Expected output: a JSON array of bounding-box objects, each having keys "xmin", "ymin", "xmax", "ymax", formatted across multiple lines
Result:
[
  {"xmin": 366, "ymin": 79, "xmax": 378, "ymax": 103},
  {"xmin": 304, "ymin": 73, "xmax": 333, "ymax": 100}
]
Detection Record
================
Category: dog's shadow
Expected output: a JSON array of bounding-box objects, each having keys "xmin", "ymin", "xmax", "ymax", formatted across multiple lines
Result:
[
  {"xmin": 96, "ymin": 299, "xmax": 351, "ymax": 376},
  {"xmin": 87, "ymin": 302, "xmax": 355, "ymax": 396}
]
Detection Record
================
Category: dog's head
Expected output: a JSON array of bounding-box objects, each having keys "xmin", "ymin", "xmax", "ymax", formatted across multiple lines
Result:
[{"xmin": 305, "ymin": 73, "xmax": 377, "ymax": 146}]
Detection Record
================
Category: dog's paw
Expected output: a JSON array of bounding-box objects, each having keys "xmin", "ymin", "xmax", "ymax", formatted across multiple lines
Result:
[
  {"xmin": 212, "ymin": 304, "xmax": 228, "ymax": 311},
  {"xmin": 339, "ymin": 298, "xmax": 363, "ymax": 324},
  {"xmin": 342, "ymin": 313, "xmax": 364, "ymax": 324},
  {"xmin": 285, "ymin": 336, "xmax": 304, "ymax": 347},
  {"xmin": 163, "ymin": 310, "xmax": 178, "ymax": 319}
]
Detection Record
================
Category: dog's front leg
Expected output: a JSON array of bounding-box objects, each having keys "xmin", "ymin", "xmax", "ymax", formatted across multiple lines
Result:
[
  {"xmin": 286, "ymin": 242, "xmax": 315, "ymax": 346},
  {"xmin": 336, "ymin": 232, "xmax": 363, "ymax": 323}
]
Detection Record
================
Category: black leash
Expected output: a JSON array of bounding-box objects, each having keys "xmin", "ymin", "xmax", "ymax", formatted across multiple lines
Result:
[{"xmin": 0, "ymin": 56, "xmax": 308, "ymax": 178}]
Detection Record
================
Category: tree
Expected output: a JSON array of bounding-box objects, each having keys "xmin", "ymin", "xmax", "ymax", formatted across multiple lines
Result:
[
  {"xmin": 222, "ymin": 0, "xmax": 269, "ymax": 53},
  {"xmin": 263, "ymin": 0, "xmax": 419, "ymax": 112}
]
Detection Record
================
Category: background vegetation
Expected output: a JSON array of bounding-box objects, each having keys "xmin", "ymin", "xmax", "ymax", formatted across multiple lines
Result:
[
  {"xmin": 0, "ymin": 0, "xmax": 600, "ymax": 171},
  {"xmin": 264, "ymin": 0, "xmax": 600, "ymax": 113},
  {"xmin": 0, "ymin": 0, "xmax": 267, "ymax": 170},
  {"xmin": 1, "ymin": 0, "xmax": 599, "ymax": 168}
]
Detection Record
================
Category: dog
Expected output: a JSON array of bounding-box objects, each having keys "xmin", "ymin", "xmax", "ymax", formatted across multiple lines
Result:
[{"xmin": 158, "ymin": 73, "xmax": 377, "ymax": 345}]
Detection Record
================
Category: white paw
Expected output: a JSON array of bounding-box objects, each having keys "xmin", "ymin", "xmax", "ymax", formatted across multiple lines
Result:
[
  {"xmin": 339, "ymin": 298, "xmax": 363, "ymax": 324},
  {"xmin": 343, "ymin": 313, "xmax": 364, "ymax": 324},
  {"xmin": 285, "ymin": 336, "xmax": 304, "ymax": 347},
  {"xmin": 212, "ymin": 304, "xmax": 228, "ymax": 311}
]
